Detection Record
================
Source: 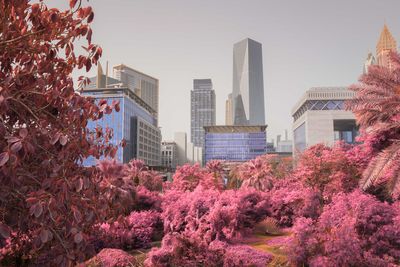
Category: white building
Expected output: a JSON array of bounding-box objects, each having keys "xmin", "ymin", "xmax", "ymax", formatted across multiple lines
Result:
[
  {"xmin": 161, "ymin": 141, "xmax": 177, "ymax": 170},
  {"xmin": 276, "ymin": 131, "xmax": 293, "ymax": 153},
  {"xmin": 292, "ymin": 87, "xmax": 357, "ymax": 156},
  {"xmin": 174, "ymin": 132, "xmax": 187, "ymax": 167}
]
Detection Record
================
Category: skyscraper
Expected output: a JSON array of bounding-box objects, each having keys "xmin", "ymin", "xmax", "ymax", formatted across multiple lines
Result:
[
  {"xmin": 232, "ymin": 38, "xmax": 265, "ymax": 125},
  {"xmin": 174, "ymin": 132, "xmax": 187, "ymax": 167},
  {"xmin": 113, "ymin": 64, "xmax": 159, "ymax": 119},
  {"xmin": 191, "ymin": 79, "xmax": 216, "ymax": 147},
  {"xmin": 376, "ymin": 24, "xmax": 397, "ymax": 70},
  {"xmin": 225, "ymin": 93, "xmax": 233, "ymax": 125}
]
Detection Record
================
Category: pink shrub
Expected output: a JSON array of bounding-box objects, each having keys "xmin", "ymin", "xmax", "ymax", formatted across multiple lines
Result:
[
  {"xmin": 223, "ymin": 244, "xmax": 273, "ymax": 267},
  {"xmin": 82, "ymin": 248, "xmax": 136, "ymax": 267},
  {"xmin": 172, "ymin": 163, "xmax": 223, "ymax": 191},
  {"xmin": 294, "ymin": 143, "xmax": 363, "ymax": 201},
  {"xmin": 287, "ymin": 191, "xmax": 400, "ymax": 266},
  {"xmin": 238, "ymin": 155, "xmax": 279, "ymax": 191},
  {"xmin": 94, "ymin": 210, "xmax": 162, "ymax": 250},
  {"xmin": 145, "ymin": 233, "xmax": 272, "ymax": 267},
  {"xmin": 269, "ymin": 182, "xmax": 321, "ymax": 227},
  {"xmin": 135, "ymin": 186, "xmax": 162, "ymax": 211},
  {"xmin": 125, "ymin": 159, "xmax": 163, "ymax": 191}
]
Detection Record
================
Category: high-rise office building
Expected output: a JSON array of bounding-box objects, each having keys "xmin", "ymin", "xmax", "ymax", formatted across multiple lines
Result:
[
  {"xmin": 82, "ymin": 64, "xmax": 161, "ymax": 166},
  {"xmin": 292, "ymin": 87, "xmax": 357, "ymax": 156},
  {"xmin": 190, "ymin": 79, "xmax": 216, "ymax": 147},
  {"xmin": 225, "ymin": 93, "xmax": 233, "ymax": 125},
  {"xmin": 232, "ymin": 38, "xmax": 265, "ymax": 125},
  {"xmin": 376, "ymin": 24, "xmax": 397, "ymax": 70},
  {"xmin": 113, "ymin": 64, "xmax": 159, "ymax": 119}
]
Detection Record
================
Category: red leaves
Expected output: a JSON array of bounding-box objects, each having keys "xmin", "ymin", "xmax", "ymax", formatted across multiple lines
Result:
[
  {"xmin": 87, "ymin": 12, "xmax": 94, "ymax": 23},
  {"xmin": 50, "ymin": 132, "xmax": 61, "ymax": 145},
  {"xmin": 59, "ymin": 135, "xmax": 68, "ymax": 146},
  {"xmin": 74, "ymin": 232, "xmax": 83, "ymax": 243},
  {"xmin": 29, "ymin": 202, "xmax": 43, "ymax": 218},
  {"xmin": 0, "ymin": 152, "xmax": 9, "ymax": 167},
  {"xmin": 19, "ymin": 128, "xmax": 28, "ymax": 139},
  {"xmin": 0, "ymin": 223, "xmax": 11, "ymax": 238},
  {"xmin": 69, "ymin": 0, "xmax": 78, "ymax": 9},
  {"xmin": 10, "ymin": 141, "xmax": 22, "ymax": 153},
  {"xmin": 40, "ymin": 228, "xmax": 51, "ymax": 243}
]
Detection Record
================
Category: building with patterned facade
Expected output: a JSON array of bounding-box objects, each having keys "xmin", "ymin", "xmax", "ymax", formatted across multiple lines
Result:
[
  {"xmin": 204, "ymin": 125, "xmax": 267, "ymax": 163},
  {"xmin": 191, "ymin": 79, "xmax": 216, "ymax": 148},
  {"xmin": 292, "ymin": 87, "xmax": 357, "ymax": 156},
  {"xmin": 232, "ymin": 38, "xmax": 265, "ymax": 125}
]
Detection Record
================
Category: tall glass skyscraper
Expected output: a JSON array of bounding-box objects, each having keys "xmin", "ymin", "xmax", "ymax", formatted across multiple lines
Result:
[
  {"xmin": 190, "ymin": 79, "xmax": 216, "ymax": 147},
  {"xmin": 232, "ymin": 38, "xmax": 265, "ymax": 125}
]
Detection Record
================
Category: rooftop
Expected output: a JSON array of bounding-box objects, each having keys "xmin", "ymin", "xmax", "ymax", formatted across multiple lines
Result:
[
  {"xmin": 291, "ymin": 87, "xmax": 355, "ymax": 115},
  {"xmin": 204, "ymin": 125, "xmax": 267, "ymax": 133}
]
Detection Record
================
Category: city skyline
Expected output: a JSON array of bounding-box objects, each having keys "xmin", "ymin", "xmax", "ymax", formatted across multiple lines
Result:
[{"xmin": 60, "ymin": 0, "xmax": 400, "ymax": 142}]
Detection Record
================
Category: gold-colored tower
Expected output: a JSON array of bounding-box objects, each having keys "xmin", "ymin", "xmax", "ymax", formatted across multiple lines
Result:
[{"xmin": 376, "ymin": 24, "xmax": 397, "ymax": 70}]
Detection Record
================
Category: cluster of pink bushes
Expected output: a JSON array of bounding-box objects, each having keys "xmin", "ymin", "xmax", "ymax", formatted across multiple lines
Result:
[{"xmin": 288, "ymin": 191, "xmax": 400, "ymax": 266}]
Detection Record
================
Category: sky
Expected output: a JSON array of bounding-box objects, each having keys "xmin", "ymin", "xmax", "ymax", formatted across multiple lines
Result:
[{"xmin": 53, "ymin": 0, "xmax": 400, "ymax": 144}]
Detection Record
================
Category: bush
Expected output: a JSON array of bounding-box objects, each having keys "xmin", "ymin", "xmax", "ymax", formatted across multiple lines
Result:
[
  {"xmin": 287, "ymin": 191, "xmax": 400, "ymax": 266},
  {"xmin": 94, "ymin": 210, "xmax": 162, "ymax": 251}
]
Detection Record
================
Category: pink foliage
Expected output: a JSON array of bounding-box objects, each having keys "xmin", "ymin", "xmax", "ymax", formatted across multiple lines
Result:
[
  {"xmin": 135, "ymin": 186, "xmax": 162, "ymax": 211},
  {"xmin": 223, "ymin": 244, "xmax": 273, "ymax": 267},
  {"xmin": 145, "ymin": 233, "xmax": 272, "ymax": 267},
  {"xmin": 172, "ymin": 163, "xmax": 223, "ymax": 191},
  {"xmin": 94, "ymin": 210, "xmax": 162, "ymax": 250},
  {"xmin": 83, "ymin": 248, "xmax": 136, "ymax": 267},
  {"xmin": 294, "ymin": 143, "xmax": 364, "ymax": 201},
  {"xmin": 238, "ymin": 155, "xmax": 278, "ymax": 191},
  {"xmin": 269, "ymin": 181, "xmax": 321, "ymax": 227},
  {"xmin": 287, "ymin": 191, "xmax": 400, "ymax": 266},
  {"xmin": 125, "ymin": 159, "xmax": 163, "ymax": 191}
]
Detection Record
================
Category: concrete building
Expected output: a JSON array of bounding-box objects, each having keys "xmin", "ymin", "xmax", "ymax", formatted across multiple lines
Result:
[
  {"xmin": 232, "ymin": 38, "xmax": 265, "ymax": 125},
  {"xmin": 161, "ymin": 141, "xmax": 177, "ymax": 170},
  {"xmin": 191, "ymin": 79, "xmax": 216, "ymax": 147},
  {"xmin": 174, "ymin": 132, "xmax": 187, "ymax": 167},
  {"xmin": 225, "ymin": 93, "xmax": 233, "ymax": 125},
  {"xmin": 363, "ymin": 52, "xmax": 376, "ymax": 74},
  {"xmin": 276, "ymin": 130, "xmax": 293, "ymax": 153},
  {"xmin": 113, "ymin": 64, "xmax": 159, "ymax": 118},
  {"xmin": 292, "ymin": 87, "xmax": 357, "ymax": 155},
  {"xmin": 376, "ymin": 24, "xmax": 397, "ymax": 71},
  {"xmin": 204, "ymin": 125, "xmax": 267, "ymax": 163},
  {"xmin": 82, "ymin": 64, "xmax": 161, "ymax": 166}
]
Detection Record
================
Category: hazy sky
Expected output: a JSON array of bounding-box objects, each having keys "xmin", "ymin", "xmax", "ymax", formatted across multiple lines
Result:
[{"xmin": 55, "ymin": 0, "xmax": 399, "ymax": 143}]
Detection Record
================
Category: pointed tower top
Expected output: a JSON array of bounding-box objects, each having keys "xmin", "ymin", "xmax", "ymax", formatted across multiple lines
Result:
[{"xmin": 376, "ymin": 23, "xmax": 397, "ymax": 54}]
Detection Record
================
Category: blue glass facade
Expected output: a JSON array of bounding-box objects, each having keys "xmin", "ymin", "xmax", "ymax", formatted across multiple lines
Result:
[
  {"xmin": 205, "ymin": 132, "xmax": 266, "ymax": 162},
  {"xmin": 83, "ymin": 91, "xmax": 157, "ymax": 166}
]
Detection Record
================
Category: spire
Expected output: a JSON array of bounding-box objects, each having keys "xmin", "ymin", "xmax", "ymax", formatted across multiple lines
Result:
[{"xmin": 376, "ymin": 23, "xmax": 397, "ymax": 54}]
